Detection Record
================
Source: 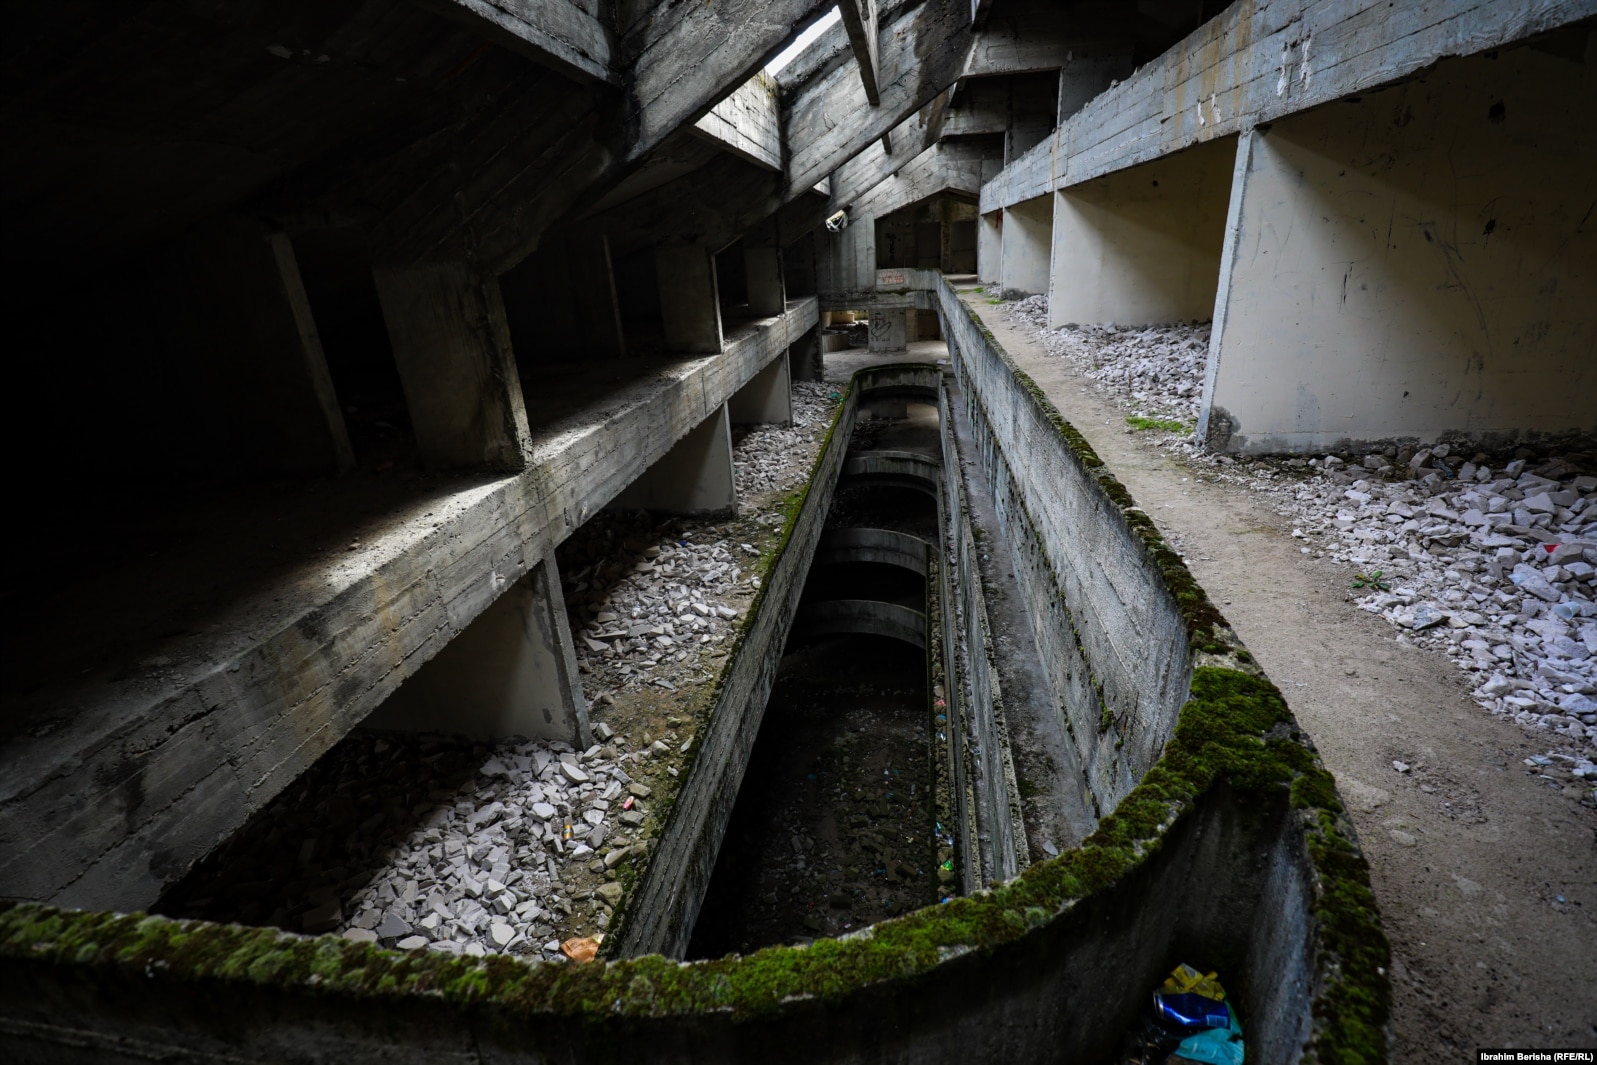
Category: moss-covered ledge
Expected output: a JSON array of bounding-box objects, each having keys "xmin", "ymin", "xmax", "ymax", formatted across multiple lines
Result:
[
  {"xmin": 0, "ymin": 663, "xmax": 1387, "ymax": 1061},
  {"xmin": 0, "ymin": 349, "xmax": 1388, "ymax": 1062}
]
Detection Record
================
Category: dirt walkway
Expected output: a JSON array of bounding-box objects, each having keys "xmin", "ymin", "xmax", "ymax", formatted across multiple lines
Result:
[{"xmin": 965, "ymin": 290, "xmax": 1597, "ymax": 1060}]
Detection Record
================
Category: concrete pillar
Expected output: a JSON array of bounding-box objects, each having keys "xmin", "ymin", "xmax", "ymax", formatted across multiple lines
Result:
[
  {"xmin": 978, "ymin": 211, "xmax": 1002, "ymax": 284},
  {"xmin": 744, "ymin": 223, "xmax": 786, "ymax": 317},
  {"xmin": 788, "ymin": 325, "xmax": 823, "ymax": 382},
  {"xmin": 655, "ymin": 245, "xmax": 723, "ymax": 354},
  {"xmin": 1047, "ymin": 135, "xmax": 1233, "ymax": 328},
  {"xmin": 1200, "ymin": 46, "xmax": 1597, "ymax": 454},
  {"xmin": 373, "ymin": 263, "xmax": 531, "ymax": 471},
  {"xmin": 611, "ymin": 403, "xmax": 737, "ymax": 515},
  {"xmin": 868, "ymin": 308, "xmax": 907, "ymax": 352},
  {"xmin": 366, "ymin": 557, "xmax": 592, "ymax": 745},
  {"xmin": 165, "ymin": 215, "xmax": 354, "ymax": 474},
  {"xmin": 568, "ymin": 232, "xmax": 627, "ymax": 358},
  {"xmin": 999, "ymin": 195, "xmax": 1052, "ymax": 300},
  {"xmin": 730, "ymin": 353, "xmax": 793, "ymax": 425}
]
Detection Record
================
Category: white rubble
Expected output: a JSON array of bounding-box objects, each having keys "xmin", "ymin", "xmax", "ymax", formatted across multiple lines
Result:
[{"xmin": 998, "ymin": 294, "xmax": 1596, "ymax": 784}]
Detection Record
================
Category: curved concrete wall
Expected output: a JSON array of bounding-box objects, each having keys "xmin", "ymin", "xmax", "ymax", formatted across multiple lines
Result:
[
  {"xmin": 797, "ymin": 599, "xmax": 928, "ymax": 650},
  {"xmin": 0, "ymin": 345, "xmax": 1389, "ymax": 1064},
  {"xmin": 815, "ymin": 528, "xmax": 930, "ymax": 576}
]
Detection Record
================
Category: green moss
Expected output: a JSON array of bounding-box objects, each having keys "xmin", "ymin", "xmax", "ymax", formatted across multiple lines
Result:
[
  {"xmin": 1125, "ymin": 415, "xmax": 1188, "ymax": 433},
  {"xmin": 0, "ymin": 330, "xmax": 1387, "ymax": 1060}
]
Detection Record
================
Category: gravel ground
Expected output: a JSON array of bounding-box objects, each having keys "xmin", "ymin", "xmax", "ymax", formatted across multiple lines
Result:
[
  {"xmin": 1002, "ymin": 295, "xmax": 1596, "ymax": 791},
  {"xmin": 160, "ymin": 384, "xmax": 844, "ymax": 964}
]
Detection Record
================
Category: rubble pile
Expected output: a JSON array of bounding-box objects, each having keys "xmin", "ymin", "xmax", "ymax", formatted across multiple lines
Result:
[
  {"xmin": 333, "ymin": 733, "xmax": 656, "ymax": 959},
  {"xmin": 1005, "ymin": 295, "xmax": 1208, "ymax": 425},
  {"xmin": 732, "ymin": 382, "xmax": 837, "ymax": 499},
  {"xmin": 999, "ymin": 300, "xmax": 1596, "ymax": 784},
  {"xmin": 562, "ymin": 384, "xmax": 840, "ymax": 698},
  {"xmin": 159, "ymin": 731, "xmax": 659, "ymax": 963}
]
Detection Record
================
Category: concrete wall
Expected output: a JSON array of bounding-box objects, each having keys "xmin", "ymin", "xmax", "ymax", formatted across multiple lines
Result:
[
  {"xmin": 0, "ymin": 299, "xmax": 818, "ymax": 912},
  {"xmin": 998, "ymin": 195, "xmax": 1052, "ymax": 300},
  {"xmin": 1049, "ymin": 137, "xmax": 1234, "ymax": 327},
  {"xmin": 1201, "ymin": 46, "xmax": 1597, "ymax": 452},
  {"xmin": 978, "ymin": 211, "xmax": 1001, "ymax": 283},
  {"xmin": 616, "ymin": 382, "xmax": 857, "ymax": 957},
  {"xmin": 611, "ymin": 404, "xmax": 737, "ymax": 516},
  {"xmin": 364, "ymin": 558, "xmax": 591, "ymax": 745},
  {"xmin": 939, "ymin": 278, "xmax": 1192, "ymax": 813},
  {"xmin": 691, "ymin": 72, "xmax": 781, "ymax": 172}
]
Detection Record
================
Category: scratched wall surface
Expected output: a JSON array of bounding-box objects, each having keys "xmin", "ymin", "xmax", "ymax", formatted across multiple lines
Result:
[{"xmin": 1200, "ymin": 42, "xmax": 1597, "ymax": 453}]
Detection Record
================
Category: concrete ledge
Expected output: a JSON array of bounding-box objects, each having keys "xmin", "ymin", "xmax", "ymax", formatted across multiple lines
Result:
[
  {"xmin": 0, "ymin": 328, "xmax": 1390, "ymax": 1064},
  {"xmin": 0, "ymin": 298, "xmax": 818, "ymax": 911},
  {"xmin": 981, "ymin": 0, "xmax": 1591, "ymax": 212}
]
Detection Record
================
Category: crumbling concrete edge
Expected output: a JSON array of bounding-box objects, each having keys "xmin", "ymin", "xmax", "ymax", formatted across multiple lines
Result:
[{"xmin": 0, "ymin": 349, "xmax": 1390, "ymax": 1064}]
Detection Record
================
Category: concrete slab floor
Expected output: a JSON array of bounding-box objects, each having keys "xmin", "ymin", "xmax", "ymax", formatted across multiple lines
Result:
[{"xmin": 960, "ymin": 286, "xmax": 1597, "ymax": 1059}]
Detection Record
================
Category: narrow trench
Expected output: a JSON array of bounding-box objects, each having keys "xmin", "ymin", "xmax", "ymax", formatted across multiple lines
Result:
[{"xmin": 689, "ymin": 398, "xmax": 951, "ymax": 956}]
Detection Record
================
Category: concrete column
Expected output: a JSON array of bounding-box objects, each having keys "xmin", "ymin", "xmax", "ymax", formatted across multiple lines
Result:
[
  {"xmin": 730, "ymin": 352, "xmax": 793, "ymax": 425},
  {"xmin": 366, "ymin": 557, "xmax": 592, "ymax": 745},
  {"xmin": 868, "ymin": 308, "xmax": 907, "ymax": 352},
  {"xmin": 655, "ymin": 245, "xmax": 723, "ymax": 354},
  {"xmin": 373, "ymin": 263, "xmax": 531, "ymax": 471},
  {"xmin": 166, "ymin": 215, "xmax": 354, "ymax": 474},
  {"xmin": 744, "ymin": 223, "xmax": 786, "ymax": 317},
  {"xmin": 612, "ymin": 403, "xmax": 737, "ymax": 515},
  {"xmin": 999, "ymin": 195, "xmax": 1052, "ymax": 300},
  {"xmin": 788, "ymin": 325, "xmax": 823, "ymax": 382},
  {"xmin": 568, "ymin": 232, "xmax": 627, "ymax": 358},
  {"xmin": 978, "ymin": 211, "xmax": 1002, "ymax": 284},
  {"xmin": 1047, "ymin": 136, "xmax": 1233, "ymax": 328},
  {"xmin": 1201, "ymin": 46, "xmax": 1596, "ymax": 453}
]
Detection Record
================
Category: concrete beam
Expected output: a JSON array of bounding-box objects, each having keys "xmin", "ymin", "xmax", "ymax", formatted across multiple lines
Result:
[
  {"xmin": 0, "ymin": 298, "xmax": 817, "ymax": 910},
  {"xmin": 161, "ymin": 215, "xmax": 355, "ymax": 475},
  {"xmin": 625, "ymin": 0, "xmax": 833, "ymax": 163},
  {"xmin": 981, "ymin": 0, "xmax": 1593, "ymax": 211},
  {"xmin": 826, "ymin": 111, "xmax": 937, "ymax": 210},
  {"xmin": 977, "ymin": 210, "xmax": 1000, "ymax": 283},
  {"xmin": 1199, "ymin": 46, "xmax": 1597, "ymax": 452},
  {"xmin": 655, "ymin": 245, "xmax": 724, "ymax": 354},
  {"xmin": 999, "ymin": 195, "xmax": 1051, "ymax": 300},
  {"xmin": 817, "ymin": 528, "xmax": 931, "ymax": 576},
  {"xmin": 364, "ymin": 557, "xmax": 592, "ymax": 745},
  {"xmin": 788, "ymin": 324, "xmax": 824, "ymax": 382},
  {"xmin": 611, "ymin": 403, "xmax": 737, "ymax": 515},
  {"xmin": 782, "ymin": 0, "xmax": 975, "ymax": 199},
  {"xmin": 729, "ymin": 352, "xmax": 793, "ymax": 426},
  {"xmin": 373, "ymin": 263, "xmax": 531, "ymax": 471},
  {"xmin": 848, "ymin": 141, "xmax": 987, "ymax": 223},
  {"xmin": 838, "ymin": 0, "xmax": 884, "ymax": 105},
  {"xmin": 1048, "ymin": 135, "xmax": 1234, "ymax": 327},
  {"xmin": 690, "ymin": 72, "xmax": 782, "ymax": 172},
  {"xmin": 419, "ymin": 0, "xmax": 620, "ymax": 86}
]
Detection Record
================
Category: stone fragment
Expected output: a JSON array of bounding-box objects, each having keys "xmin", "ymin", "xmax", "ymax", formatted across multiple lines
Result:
[
  {"xmin": 562, "ymin": 762, "xmax": 591, "ymax": 784},
  {"xmin": 396, "ymin": 935, "xmax": 429, "ymax": 950},
  {"xmin": 375, "ymin": 914, "xmax": 412, "ymax": 939},
  {"xmin": 489, "ymin": 922, "xmax": 515, "ymax": 948},
  {"xmin": 596, "ymin": 881, "xmax": 624, "ymax": 905}
]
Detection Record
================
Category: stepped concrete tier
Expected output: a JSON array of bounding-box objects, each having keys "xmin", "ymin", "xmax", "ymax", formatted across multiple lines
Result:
[{"xmin": 0, "ymin": 284, "xmax": 1390, "ymax": 1063}]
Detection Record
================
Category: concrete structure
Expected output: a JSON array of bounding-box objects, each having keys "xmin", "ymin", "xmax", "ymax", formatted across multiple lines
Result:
[{"xmin": 7, "ymin": 0, "xmax": 1593, "ymax": 1056}]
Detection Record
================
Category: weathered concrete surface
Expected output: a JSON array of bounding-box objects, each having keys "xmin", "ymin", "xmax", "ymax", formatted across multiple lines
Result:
[
  {"xmin": 999, "ymin": 194, "xmax": 1051, "ymax": 300},
  {"xmin": 1199, "ymin": 42, "xmax": 1597, "ymax": 452},
  {"xmin": 611, "ymin": 403, "xmax": 737, "ymax": 516},
  {"xmin": 1049, "ymin": 135, "xmax": 1234, "ymax": 327},
  {"xmin": 816, "ymin": 527, "xmax": 930, "ymax": 575},
  {"xmin": 374, "ymin": 262, "xmax": 532, "ymax": 472},
  {"xmin": 422, "ymin": 0, "xmax": 620, "ymax": 85},
  {"xmin": 365, "ymin": 557, "xmax": 592, "ymax": 745},
  {"xmin": 940, "ymin": 277, "xmax": 1192, "ymax": 814},
  {"xmin": 616, "ymin": 370, "xmax": 855, "ymax": 957},
  {"xmin": 0, "ymin": 299, "xmax": 817, "ymax": 912},
  {"xmin": 691, "ymin": 72, "xmax": 782, "ymax": 172},
  {"xmin": 837, "ymin": 0, "xmax": 883, "ymax": 105},
  {"xmin": 798, "ymin": 599, "xmax": 928, "ymax": 649},
  {"xmin": 782, "ymin": 0, "xmax": 975, "ymax": 199},
  {"xmin": 656, "ymin": 245, "xmax": 724, "ymax": 354},
  {"xmin": 981, "ymin": 0, "xmax": 1595, "ymax": 211},
  {"xmin": 729, "ymin": 353, "xmax": 793, "ymax": 426}
]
